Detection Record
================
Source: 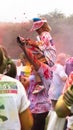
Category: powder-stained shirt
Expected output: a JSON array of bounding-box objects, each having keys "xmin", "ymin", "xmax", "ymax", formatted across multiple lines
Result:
[
  {"xmin": 27, "ymin": 63, "xmax": 52, "ymax": 113},
  {"xmin": 37, "ymin": 31, "xmax": 56, "ymax": 64}
]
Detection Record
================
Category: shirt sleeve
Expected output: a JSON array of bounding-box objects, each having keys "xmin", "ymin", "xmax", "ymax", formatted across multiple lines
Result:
[{"xmin": 16, "ymin": 80, "xmax": 30, "ymax": 113}]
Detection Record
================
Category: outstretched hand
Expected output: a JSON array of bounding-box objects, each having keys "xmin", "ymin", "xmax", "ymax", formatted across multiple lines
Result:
[
  {"xmin": 16, "ymin": 36, "xmax": 27, "ymax": 46},
  {"xmin": 16, "ymin": 35, "xmax": 37, "ymax": 47}
]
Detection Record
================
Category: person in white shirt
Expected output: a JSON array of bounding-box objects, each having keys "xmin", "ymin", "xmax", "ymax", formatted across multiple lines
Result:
[
  {"xmin": 48, "ymin": 53, "xmax": 68, "ymax": 109},
  {"xmin": 0, "ymin": 45, "xmax": 33, "ymax": 130}
]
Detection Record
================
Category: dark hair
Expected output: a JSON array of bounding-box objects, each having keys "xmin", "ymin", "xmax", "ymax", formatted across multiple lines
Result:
[
  {"xmin": 5, "ymin": 59, "xmax": 17, "ymax": 78},
  {"xmin": 0, "ymin": 46, "xmax": 17, "ymax": 78},
  {"xmin": 0, "ymin": 49, "xmax": 3, "ymax": 65}
]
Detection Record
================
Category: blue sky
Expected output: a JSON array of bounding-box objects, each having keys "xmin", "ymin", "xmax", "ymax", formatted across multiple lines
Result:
[{"xmin": 0, "ymin": 0, "xmax": 73, "ymax": 22}]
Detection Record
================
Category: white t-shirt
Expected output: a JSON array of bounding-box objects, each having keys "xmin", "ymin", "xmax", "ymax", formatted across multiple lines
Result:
[
  {"xmin": 0, "ymin": 74, "xmax": 30, "ymax": 130},
  {"xmin": 49, "ymin": 63, "xmax": 68, "ymax": 100}
]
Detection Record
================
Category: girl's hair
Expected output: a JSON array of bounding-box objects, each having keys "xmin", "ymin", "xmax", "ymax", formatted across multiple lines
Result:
[
  {"xmin": 36, "ymin": 22, "xmax": 52, "ymax": 35},
  {"xmin": 41, "ymin": 22, "xmax": 52, "ymax": 32}
]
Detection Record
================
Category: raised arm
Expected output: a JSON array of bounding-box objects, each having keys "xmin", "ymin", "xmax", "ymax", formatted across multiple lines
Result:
[{"xmin": 17, "ymin": 36, "xmax": 41, "ymax": 71}]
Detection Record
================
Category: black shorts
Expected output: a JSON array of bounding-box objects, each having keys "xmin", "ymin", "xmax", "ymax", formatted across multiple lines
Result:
[{"xmin": 31, "ymin": 112, "xmax": 49, "ymax": 130}]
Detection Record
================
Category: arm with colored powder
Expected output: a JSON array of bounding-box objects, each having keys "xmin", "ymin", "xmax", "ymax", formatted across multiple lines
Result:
[{"xmin": 17, "ymin": 36, "xmax": 41, "ymax": 71}]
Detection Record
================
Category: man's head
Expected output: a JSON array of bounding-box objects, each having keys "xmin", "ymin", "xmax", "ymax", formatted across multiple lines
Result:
[{"xmin": 56, "ymin": 53, "xmax": 67, "ymax": 66}]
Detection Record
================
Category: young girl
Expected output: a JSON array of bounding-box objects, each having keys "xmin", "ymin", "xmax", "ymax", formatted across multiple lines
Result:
[{"xmin": 29, "ymin": 17, "xmax": 56, "ymax": 67}]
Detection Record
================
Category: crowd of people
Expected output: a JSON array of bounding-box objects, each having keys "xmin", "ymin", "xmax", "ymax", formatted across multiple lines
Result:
[{"xmin": 0, "ymin": 17, "xmax": 73, "ymax": 130}]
